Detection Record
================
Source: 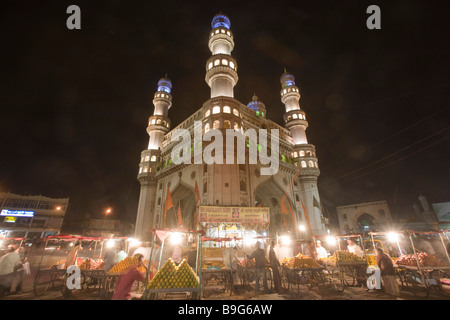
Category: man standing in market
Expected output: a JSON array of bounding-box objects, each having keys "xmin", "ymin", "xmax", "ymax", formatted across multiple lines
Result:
[
  {"xmin": 347, "ymin": 239, "xmax": 364, "ymax": 258},
  {"xmin": 247, "ymin": 242, "xmax": 270, "ymax": 295},
  {"xmin": 315, "ymin": 240, "xmax": 328, "ymax": 260}
]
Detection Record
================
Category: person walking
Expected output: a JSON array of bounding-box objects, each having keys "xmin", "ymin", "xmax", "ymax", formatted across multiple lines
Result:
[
  {"xmin": 247, "ymin": 242, "xmax": 269, "ymax": 295},
  {"xmin": 268, "ymin": 240, "xmax": 282, "ymax": 294}
]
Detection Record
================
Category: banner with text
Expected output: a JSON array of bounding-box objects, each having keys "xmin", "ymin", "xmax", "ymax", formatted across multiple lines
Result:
[{"xmin": 199, "ymin": 206, "xmax": 270, "ymax": 224}]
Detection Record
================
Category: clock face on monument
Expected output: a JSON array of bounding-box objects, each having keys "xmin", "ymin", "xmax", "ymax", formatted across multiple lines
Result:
[{"xmin": 1, "ymin": 2, "xmax": 448, "ymax": 304}]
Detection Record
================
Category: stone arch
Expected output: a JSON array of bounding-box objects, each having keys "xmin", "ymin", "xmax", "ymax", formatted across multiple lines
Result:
[
  {"xmin": 168, "ymin": 182, "xmax": 196, "ymax": 229},
  {"xmin": 255, "ymin": 178, "xmax": 296, "ymax": 235},
  {"xmin": 357, "ymin": 213, "xmax": 376, "ymax": 231}
]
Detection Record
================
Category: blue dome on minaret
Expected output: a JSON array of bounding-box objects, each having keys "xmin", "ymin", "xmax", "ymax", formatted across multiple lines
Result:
[
  {"xmin": 211, "ymin": 13, "xmax": 231, "ymax": 30},
  {"xmin": 157, "ymin": 75, "xmax": 172, "ymax": 94},
  {"xmin": 280, "ymin": 68, "xmax": 296, "ymax": 88}
]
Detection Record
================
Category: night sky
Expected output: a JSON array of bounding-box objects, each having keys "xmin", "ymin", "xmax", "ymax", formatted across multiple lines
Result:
[{"xmin": 1, "ymin": 1, "xmax": 449, "ymax": 230}]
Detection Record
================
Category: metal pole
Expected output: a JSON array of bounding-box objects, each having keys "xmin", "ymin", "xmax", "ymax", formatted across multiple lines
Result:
[
  {"xmin": 38, "ymin": 239, "xmax": 49, "ymax": 268},
  {"xmin": 198, "ymin": 233, "xmax": 203, "ymax": 299},
  {"xmin": 438, "ymin": 232, "xmax": 450, "ymax": 264},
  {"xmin": 158, "ymin": 238, "xmax": 165, "ymax": 270},
  {"xmin": 409, "ymin": 232, "xmax": 427, "ymax": 288},
  {"xmin": 145, "ymin": 232, "xmax": 156, "ymax": 286},
  {"xmin": 101, "ymin": 240, "xmax": 105, "ymax": 259}
]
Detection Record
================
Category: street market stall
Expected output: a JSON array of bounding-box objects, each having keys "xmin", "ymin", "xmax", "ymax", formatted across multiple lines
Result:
[
  {"xmin": 394, "ymin": 230, "xmax": 450, "ymax": 298},
  {"xmin": 201, "ymin": 237, "xmax": 240, "ymax": 297},
  {"xmin": 365, "ymin": 231, "xmax": 404, "ymax": 266},
  {"xmin": 33, "ymin": 235, "xmax": 105, "ymax": 297},
  {"xmin": 316, "ymin": 234, "xmax": 368, "ymax": 292},
  {"xmin": 198, "ymin": 205, "xmax": 271, "ymax": 295},
  {"xmin": 143, "ymin": 228, "xmax": 202, "ymax": 300},
  {"xmin": 280, "ymin": 251, "xmax": 328, "ymax": 295}
]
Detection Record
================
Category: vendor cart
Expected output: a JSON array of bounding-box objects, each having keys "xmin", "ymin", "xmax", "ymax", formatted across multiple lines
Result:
[
  {"xmin": 281, "ymin": 265, "xmax": 328, "ymax": 295},
  {"xmin": 200, "ymin": 237, "xmax": 240, "ymax": 297},
  {"xmin": 395, "ymin": 230, "xmax": 450, "ymax": 298},
  {"xmin": 33, "ymin": 235, "xmax": 105, "ymax": 297},
  {"xmin": 314, "ymin": 234, "xmax": 369, "ymax": 292},
  {"xmin": 143, "ymin": 228, "xmax": 203, "ymax": 300}
]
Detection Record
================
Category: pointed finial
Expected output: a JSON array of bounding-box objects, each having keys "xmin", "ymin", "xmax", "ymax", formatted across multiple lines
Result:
[{"xmin": 283, "ymin": 67, "xmax": 287, "ymax": 73}]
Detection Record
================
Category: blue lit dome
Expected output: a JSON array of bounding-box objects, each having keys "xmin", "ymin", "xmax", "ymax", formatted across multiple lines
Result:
[
  {"xmin": 211, "ymin": 13, "xmax": 231, "ymax": 30},
  {"xmin": 157, "ymin": 76, "xmax": 172, "ymax": 94},
  {"xmin": 247, "ymin": 95, "xmax": 266, "ymax": 116},
  {"xmin": 280, "ymin": 69, "xmax": 296, "ymax": 88}
]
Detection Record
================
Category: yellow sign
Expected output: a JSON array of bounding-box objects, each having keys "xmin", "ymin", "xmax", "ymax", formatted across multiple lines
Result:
[
  {"xmin": 199, "ymin": 206, "xmax": 270, "ymax": 224},
  {"xmin": 4, "ymin": 216, "xmax": 16, "ymax": 223}
]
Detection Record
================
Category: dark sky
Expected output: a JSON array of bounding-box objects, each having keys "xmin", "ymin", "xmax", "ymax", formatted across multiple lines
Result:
[{"xmin": 1, "ymin": 0, "xmax": 449, "ymax": 227}]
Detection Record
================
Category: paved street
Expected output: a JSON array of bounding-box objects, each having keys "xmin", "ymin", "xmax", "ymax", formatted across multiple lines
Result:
[{"xmin": 2, "ymin": 272, "xmax": 449, "ymax": 301}]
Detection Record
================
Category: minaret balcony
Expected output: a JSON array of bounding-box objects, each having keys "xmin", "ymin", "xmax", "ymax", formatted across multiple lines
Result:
[
  {"xmin": 206, "ymin": 54, "xmax": 238, "ymax": 72},
  {"xmin": 208, "ymin": 29, "xmax": 235, "ymax": 52},
  {"xmin": 153, "ymin": 91, "xmax": 172, "ymax": 103},
  {"xmin": 284, "ymin": 118, "xmax": 308, "ymax": 130},
  {"xmin": 205, "ymin": 65, "xmax": 239, "ymax": 86},
  {"xmin": 147, "ymin": 115, "xmax": 171, "ymax": 132},
  {"xmin": 280, "ymin": 86, "xmax": 300, "ymax": 98}
]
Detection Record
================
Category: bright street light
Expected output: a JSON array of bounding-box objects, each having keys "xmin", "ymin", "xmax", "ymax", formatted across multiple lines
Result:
[
  {"xmin": 326, "ymin": 236, "xmax": 337, "ymax": 246},
  {"xmin": 280, "ymin": 235, "xmax": 291, "ymax": 246},
  {"xmin": 387, "ymin": 232, "xmax": 399, "ymax": 242},
  {"xmin": 169, "ymin": 232, "xmax": 183, "ymax": 245}
]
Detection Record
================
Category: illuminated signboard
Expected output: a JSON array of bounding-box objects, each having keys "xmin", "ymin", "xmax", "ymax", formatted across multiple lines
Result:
[
  {"xmin": 4, "ymin": 216, "xmax": 17, "ymax": 223},
  {"xmin": 0, "ymin": 209, "xmax": 34, "ymax": 217}
]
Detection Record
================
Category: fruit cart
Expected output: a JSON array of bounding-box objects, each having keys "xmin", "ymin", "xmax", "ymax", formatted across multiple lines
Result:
[
  {"xmin": 33, "ymin": 235, "xmax": 105, "ymax": 297},
  {"xmin": 316, "ymin": 234, "xmax": 369, "ymax": 292},
  {"xmin": 395, "ymin": 230, "xmax": 450, "ymax": 298},
  {"xmin": 365, "ymin": 231, "xmax": 404, "ymax": 266},
  {"xmin": 200, "ymin": 237, "xmax": 239, "ymax": 297},
  {"xmin": 280, "ymin": 253, "xmax": 328, "ymax": 295},
  {"xmin": 143, "ymin": 228, "xmax": 203, "ymax": 300}
]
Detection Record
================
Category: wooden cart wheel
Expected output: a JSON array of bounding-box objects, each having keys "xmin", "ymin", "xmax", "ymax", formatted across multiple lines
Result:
[
  {"xmin": 329, "ymin": 266, "xmax": 345, "ymax": 293},
  {"xmin": 33, "ymin": 270, "xmax": 51, "ymax": 297},
  {"xmin": 51, "ymin": 270, "xmax": 65, "ymax": 291},
  {"xmin": 311, "ymin": 271, "xmax": 328, "ymax": 295},
  {"xmin": 429, "ymin": 270, "xmax": 450, "ymax": 297},
  {"xmin": 405, "ymin": 270, "xmax": 429, "ymax": 298}
]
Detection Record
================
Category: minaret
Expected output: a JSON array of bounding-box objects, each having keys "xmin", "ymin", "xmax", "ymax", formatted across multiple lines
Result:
[
  {"xmin": 247, "ymin": 94, "xmax": 266, "ymax": 118},
  {"xmin": 280, "ymin": 70, "xmax": 326, "ymax": 236},
  {"xmin": 135, "ymin": 76, "xmax": 173, "ymax": 240},
  {"xmin": 205, "ymin": 13, "xmax": 238, "ymax": 98}
]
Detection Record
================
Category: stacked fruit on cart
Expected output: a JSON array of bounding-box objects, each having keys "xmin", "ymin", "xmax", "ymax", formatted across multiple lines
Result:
[
  {"xmin": 293, "ymin": 253, "xmax": 321, "ymax": 268},
  {"xmin": 147, "ymin": 258, "xmax": 199, "ymax": 289},
  {"xmin": 396, "ymin": 252, "xmax": 447, "ymax": 267},
  {"xmin": 334, "ymin": 250, "xmax": 366, "ymax": 263},
  {"xmin": 281, "ymin": 253, "xmax": 321, "ymax": 269},
  {"xmin": 239, "ymin": 257, "xmax": 255, "ymax": 268},
  {"xmin": 76, "ymin": 258, "xmax": 104, "ymax": 270},
  {"xmin": 108, "ymin": 256, "xmax": 148, "ymax": 273}
]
